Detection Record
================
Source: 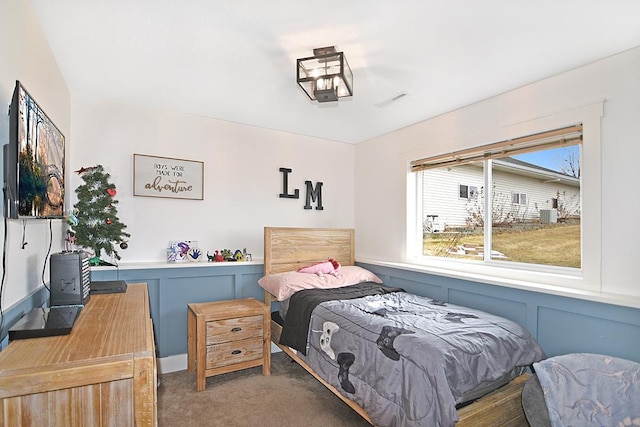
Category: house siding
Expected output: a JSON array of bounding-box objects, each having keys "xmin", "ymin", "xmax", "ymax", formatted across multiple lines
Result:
[
  {"xmin": 422, "ymin": 162, "xmax": 579, "ymax": 229},
  {"xmin": 422, "ymin": 164, "xmax": 483, "ymax": 229}
]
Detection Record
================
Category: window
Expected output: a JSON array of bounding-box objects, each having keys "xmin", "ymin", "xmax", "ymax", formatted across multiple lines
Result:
[
  {"xmin": 412, "ymin": 124, "xmax": 582, "ymax": 269},
  {"xmin": 511, "ymin": 192, "xmax": 527, "ymax": 205},
  {"xmin": 459, "ymin": 184, "xmax": 478, "ymax": 200},
  {"xmin": 459, "ymin": 184, "xmax": 469, "ymax": 199}
]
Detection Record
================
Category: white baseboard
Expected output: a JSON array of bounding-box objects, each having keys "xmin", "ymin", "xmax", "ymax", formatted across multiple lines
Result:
[
  {"xmin": 157, "ymin": 344, "xmax": 282, "ymax": 374},
  {"xmin": 157, "ymin": 353, "xmax": 188, "ymax": 374},
  {"xmin": 270, "ymin": 342, "xmax": 281, "ymax": 353}
]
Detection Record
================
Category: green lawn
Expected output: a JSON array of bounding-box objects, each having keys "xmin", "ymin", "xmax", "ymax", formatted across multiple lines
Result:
[{"xmin": 424, "ymin": 223, "xmax": 581, "ymax": 268}]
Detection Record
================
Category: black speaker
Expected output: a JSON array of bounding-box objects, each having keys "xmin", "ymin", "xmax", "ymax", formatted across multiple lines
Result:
[{"xmin": 50, "ymin": 251, "xmax": 91, "ymax": 306}]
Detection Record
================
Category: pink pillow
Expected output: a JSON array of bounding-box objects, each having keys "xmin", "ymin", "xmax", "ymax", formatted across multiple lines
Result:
[
  {"xmin": 297, "ymin": 258, "xmax": 341, "ymax": 276},
  {"xmin": 258, "ymin": 266, "xmax": 383, "ymax": 301}
]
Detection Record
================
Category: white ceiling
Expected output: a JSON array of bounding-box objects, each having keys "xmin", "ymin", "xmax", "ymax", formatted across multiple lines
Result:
[{"xmin": 30, "ymin": 0, "xmax": 640, "ymax": 144}]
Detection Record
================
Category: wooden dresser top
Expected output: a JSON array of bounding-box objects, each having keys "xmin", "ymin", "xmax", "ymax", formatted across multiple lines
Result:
[{"xmin": 0, "ymin": 283, "xmax": 152, "ymax": 373}]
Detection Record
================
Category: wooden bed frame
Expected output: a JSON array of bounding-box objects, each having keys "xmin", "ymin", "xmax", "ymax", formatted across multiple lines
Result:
[{"xmin": 262, "ymin": 227, "xmax": 530, "ymax": 426}]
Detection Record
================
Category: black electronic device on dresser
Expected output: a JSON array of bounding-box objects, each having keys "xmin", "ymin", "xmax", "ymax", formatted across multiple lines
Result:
[{"xmin": 50, "ymin": 251, "xmax": 91, "ymax": 306}]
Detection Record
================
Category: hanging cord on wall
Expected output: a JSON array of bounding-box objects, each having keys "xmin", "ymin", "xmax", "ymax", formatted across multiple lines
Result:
[
  {"xmin": 1, "ymin": 214, "xmax": 9, "ymax": 340},
  {"xmin": 21, "ymin": 219, "xmax": 27, "ymax": 249},
  {"xmin": 40, "ymin": 220, "xmax": 53, "ymax": 293}
]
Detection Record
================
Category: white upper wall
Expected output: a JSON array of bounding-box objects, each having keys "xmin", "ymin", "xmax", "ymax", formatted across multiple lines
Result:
[
  {"xmin": 0, "ymin": 1, "xmax": 70, "ymax": 308},
  {"xmin": 69, "ymin": 96, "xmax": 355, "ymax": 263},
  {"xmin": 355, "ymin": 45, "xmax": 640, "ymax": 299}
]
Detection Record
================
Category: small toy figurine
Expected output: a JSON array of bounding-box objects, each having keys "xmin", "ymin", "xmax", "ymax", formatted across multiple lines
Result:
[
  {"xmin": 221, "ymin": 249, "xmax": 233, "ymax": 261},
  {"xmin": 233, "ymin": 249, "xmax": 244, "ymax": 261},
  {"xmin": 243, "ymin": 248, "xmax": 252, "ymax": 261},
  {"xmin": 213, "ymin": 250, "xmax": 224, "ymax": 262},
  {"xmin": 65, "ymin": 230, "xmax": 76, "ymax": 252},
  {"xmin": 67, "ymin": 209, "xmax": 79, "ymax": 226}
]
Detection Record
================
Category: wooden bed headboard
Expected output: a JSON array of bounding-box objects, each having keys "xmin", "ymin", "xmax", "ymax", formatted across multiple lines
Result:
[{"xmin": 263, "ymin": 227, "xmax": 355, "ymax": 276}]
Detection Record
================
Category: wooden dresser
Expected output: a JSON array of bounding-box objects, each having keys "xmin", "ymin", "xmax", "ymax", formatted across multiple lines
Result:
[
  {"xmin": 0, "ymin": 283, "xmax": 157, "ymax": 427},
  {"xmin": 187, "ymin": 298, "xmax": 270, "ymax": 391}
]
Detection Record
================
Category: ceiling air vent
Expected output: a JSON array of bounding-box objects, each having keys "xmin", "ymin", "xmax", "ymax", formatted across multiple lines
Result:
[{"xmin": 374, "ymin": 92, "xmax": 407, "ymax": 108}]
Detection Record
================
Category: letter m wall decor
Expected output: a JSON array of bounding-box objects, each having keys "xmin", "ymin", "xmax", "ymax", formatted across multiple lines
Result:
[{"xmin": 133, "ymin": 154, "xmax": 204, "ymax": 200}]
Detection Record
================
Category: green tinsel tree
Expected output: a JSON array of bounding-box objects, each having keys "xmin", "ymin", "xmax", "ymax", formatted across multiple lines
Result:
[{"xmin": 70, "ymin": 165, "xmax": 130, "ymax": 266}]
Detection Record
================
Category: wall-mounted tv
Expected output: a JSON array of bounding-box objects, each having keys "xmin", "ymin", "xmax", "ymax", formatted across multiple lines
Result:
[{"xmin": 4, "ymin": 80, "xmax": 65, "ymax": 219}]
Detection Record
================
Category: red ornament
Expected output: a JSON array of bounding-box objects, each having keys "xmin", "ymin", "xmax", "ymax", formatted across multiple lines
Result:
[
  {"xmin": 106, "ymin": 218, "xmax": 112, "ymax": 225},
  {"xmin": 107, "ymin": 188, "xmax": 117, "ymax": 197}
]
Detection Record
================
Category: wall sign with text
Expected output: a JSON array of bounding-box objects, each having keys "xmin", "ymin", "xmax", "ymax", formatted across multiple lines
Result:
[{"xmin": 133, "ymin": 154, "xmax": 204, "ymax": 200}]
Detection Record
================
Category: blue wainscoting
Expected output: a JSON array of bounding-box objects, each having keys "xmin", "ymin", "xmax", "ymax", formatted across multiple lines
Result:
[
  {"xmin": 90, "ymin": 262, "xmax": 264, "ymax": 358},
  {"xmin": 358, "ymin": 262, "xmax": 640, "ymax": 363},
  {"xmin": 3, "ymin": 260, "xmax": 639, "ymax": 365}
]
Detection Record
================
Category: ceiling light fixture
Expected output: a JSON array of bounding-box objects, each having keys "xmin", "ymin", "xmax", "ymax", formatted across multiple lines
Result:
[{"xmin": 297, "ymin": 46, "xmax": 353, "ymax": 103}]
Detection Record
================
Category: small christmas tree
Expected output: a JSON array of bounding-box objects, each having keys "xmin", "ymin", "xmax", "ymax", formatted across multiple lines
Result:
[{"xmin": 70, "ymin": 165, "xmax": 130, "ymax": 266}]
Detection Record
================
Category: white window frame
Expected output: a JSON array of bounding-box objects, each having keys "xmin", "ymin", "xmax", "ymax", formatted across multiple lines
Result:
[
  {"xmin": 459, "ymin": 184, "xmax": 478, "ymax": 200},
  {"xmin": 511, "ymin": 192, "xmax": 527, "ymax": 205},
  {"xmin": 469, "ymin": 186, "xmax": 478, "ymax": 200},
  {"xmin": 405, "ymin": 102, "xmax": 603, "ymax": 294}
]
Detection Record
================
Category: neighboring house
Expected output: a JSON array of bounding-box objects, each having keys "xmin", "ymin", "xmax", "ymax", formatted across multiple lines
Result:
[{"xmin": 422, "ymin": 157, "xmax": 580, "ymax": 230}]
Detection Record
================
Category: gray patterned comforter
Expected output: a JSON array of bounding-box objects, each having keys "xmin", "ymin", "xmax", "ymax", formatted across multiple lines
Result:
[
  {"xmin": 534, "ymin": 353, "xmax": 640, "ymax": 427},
  {"xmin": 288, "ymin": 289, "xmax": 545, "ymax": 427}
]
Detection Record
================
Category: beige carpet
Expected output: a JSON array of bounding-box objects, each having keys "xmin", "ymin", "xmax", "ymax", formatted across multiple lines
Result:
[{"xmin": 158, "ymin": 352, "xmax": 372, "ymax": 426}]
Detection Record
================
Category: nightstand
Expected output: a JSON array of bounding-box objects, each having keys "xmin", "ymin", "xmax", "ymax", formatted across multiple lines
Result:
[{"xmin": 187, "ymin": 298, "xmax": 270, "ymax": 391}]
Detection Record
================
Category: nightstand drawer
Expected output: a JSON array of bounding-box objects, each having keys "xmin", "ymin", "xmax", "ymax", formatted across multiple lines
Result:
[
  {"xmin": 206, "ymin": 337, "xmax": 263, "ymax": 368},
  {"xmin": 206, "ymin": 315, "xmax": 263, "ymax": 344}
]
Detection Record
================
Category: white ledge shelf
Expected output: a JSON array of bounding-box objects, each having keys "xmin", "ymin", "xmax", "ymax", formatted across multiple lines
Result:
[{"xmin": 91, "ymin": 259, "xmax": 264, "ymax": 271}]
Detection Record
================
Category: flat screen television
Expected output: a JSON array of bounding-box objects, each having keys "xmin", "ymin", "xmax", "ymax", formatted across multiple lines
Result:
[{"xmin": 4, "ymin": 80, "xmax": 65, "ymax": 219}]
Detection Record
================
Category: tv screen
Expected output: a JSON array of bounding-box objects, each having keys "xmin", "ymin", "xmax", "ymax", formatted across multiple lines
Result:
[{"xmin": 4, "ymin": 80, "xmax": 65, "ymax": 219}]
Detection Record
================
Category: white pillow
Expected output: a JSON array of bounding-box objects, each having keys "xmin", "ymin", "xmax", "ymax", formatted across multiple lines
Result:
[{"xmin": 258, "ymin": 266, "xmax": 383, "ymax": 301}]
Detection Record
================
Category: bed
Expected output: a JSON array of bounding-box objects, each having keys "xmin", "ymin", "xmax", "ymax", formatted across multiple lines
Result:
[{"xmin": 260, "ymin": 227, "xmax": 546, "ymax": 426}]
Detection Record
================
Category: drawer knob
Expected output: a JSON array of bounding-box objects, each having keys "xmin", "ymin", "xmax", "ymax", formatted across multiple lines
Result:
[
  {"xmin": 231, "ymin": 350, "xmax": 242, "ymax": 355},
  {"xmin": 231, "ymin": 327, "xmax": 242, "ymax": 332}
]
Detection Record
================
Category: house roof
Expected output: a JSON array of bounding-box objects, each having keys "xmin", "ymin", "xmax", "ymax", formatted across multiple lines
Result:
[
  {"xmin": 494, "ymin": 157, "xmax": 580, "ymax": 187},
  {"xmin": 30, "ymin": 0, "xmax": 640, "ymax": 144}
]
